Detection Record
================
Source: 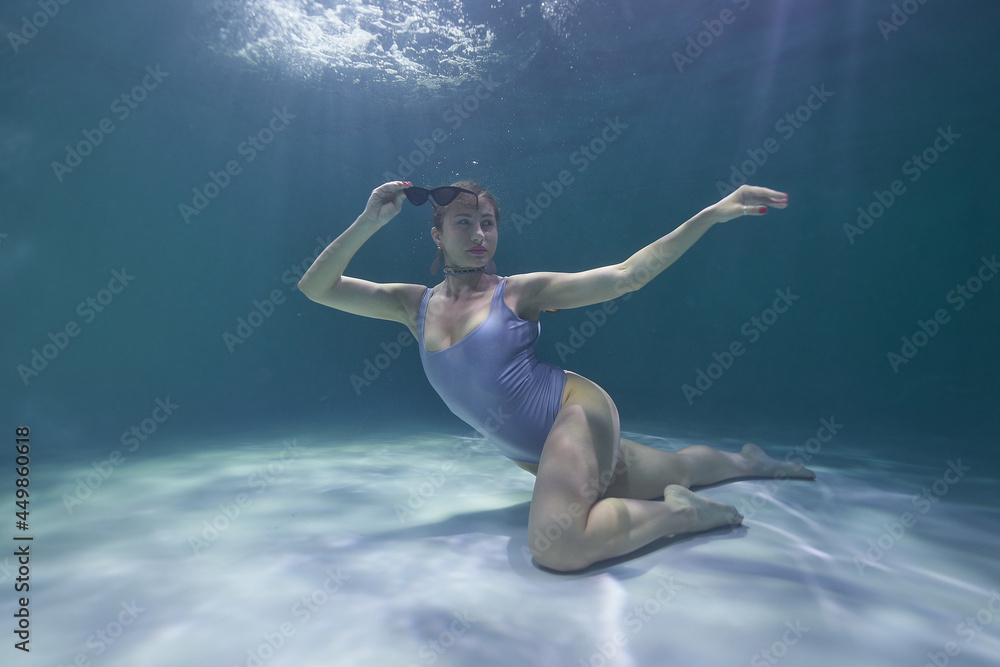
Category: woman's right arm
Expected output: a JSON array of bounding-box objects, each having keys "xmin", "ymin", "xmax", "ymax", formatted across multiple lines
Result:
[{"xmin": 298, "ymin": 181, "xmax": 421, "ymax": 325}]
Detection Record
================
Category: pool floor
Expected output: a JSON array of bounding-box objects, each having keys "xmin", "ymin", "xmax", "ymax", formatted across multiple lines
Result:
[{"xmin": 15, "ymin": 429, "xmax": 1000, "ymax": 667}]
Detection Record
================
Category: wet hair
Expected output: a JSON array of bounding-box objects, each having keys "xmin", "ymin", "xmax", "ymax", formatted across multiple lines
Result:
[{"xmin": 431, "ymin": 180, "xmax": 500, "ymax": 230}]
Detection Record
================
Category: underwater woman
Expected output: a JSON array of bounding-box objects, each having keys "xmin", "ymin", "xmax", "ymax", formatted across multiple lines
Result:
[{"xmin": 298, "ymin": 180, "xmax": 814, "ymax": 572}]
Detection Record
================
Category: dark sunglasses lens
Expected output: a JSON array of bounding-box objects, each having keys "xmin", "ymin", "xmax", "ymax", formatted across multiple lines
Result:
[
  {"xmin": 404, "ymin": 187, "xmax": 429, "ymax": 205},
  {"xmin": 429, "ymin": 187, "xmax": 461, "ymax": 206}
]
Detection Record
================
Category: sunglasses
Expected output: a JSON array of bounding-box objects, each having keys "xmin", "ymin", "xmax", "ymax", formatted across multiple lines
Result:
[{"xmin": 403, "ymin": 186, "xmax": 479, "ymax": 207}]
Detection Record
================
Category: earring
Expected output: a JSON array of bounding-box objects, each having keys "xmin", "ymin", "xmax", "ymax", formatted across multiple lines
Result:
[{"xmin": 430, "ymin": 246, "xmax": 444, "ymax": 275}]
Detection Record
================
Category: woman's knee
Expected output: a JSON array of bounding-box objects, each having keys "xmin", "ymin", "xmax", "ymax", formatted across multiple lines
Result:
[
  {"xmin": 527, "ymin": 498, "xmax": 630, "ymax": 572},
  {"xmin": 527, "ymin": 502, "xmax": 592, "ymax": 571},
  {"xmin": 529, "ymin": 532, "xmax": 592, "ymax": 572}
]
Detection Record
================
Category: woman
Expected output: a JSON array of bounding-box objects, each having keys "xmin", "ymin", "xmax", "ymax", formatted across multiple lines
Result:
[{"xmin": 298, "ymin": 180, "xmax": 813, "ymax": 572}]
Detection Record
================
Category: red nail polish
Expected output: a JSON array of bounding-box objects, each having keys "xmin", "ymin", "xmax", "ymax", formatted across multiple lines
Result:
[{"xmin": 759, "ymin": 206, "xmax": 767, "ymax": 214}]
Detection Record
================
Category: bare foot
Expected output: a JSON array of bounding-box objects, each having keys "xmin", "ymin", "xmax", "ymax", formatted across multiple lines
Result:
[
  {"xmin": 663, "ymin": 485, "xmax": 743, "ymax": 532},
  {"xmin": 739, "ymin": 443, "xmax": 815, "ymax": 480}
]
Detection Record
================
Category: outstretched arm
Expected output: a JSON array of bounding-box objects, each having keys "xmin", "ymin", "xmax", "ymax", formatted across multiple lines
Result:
[
  {"xmin": 298, "ymin": 181, "xmax": 421, "ymax": 324},
  {"xmin": 515, "ymin": 185, "xmax": 789, "ymax": 313}
]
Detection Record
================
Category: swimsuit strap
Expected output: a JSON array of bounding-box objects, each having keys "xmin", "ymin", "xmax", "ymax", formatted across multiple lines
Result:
[
  {"xmin": 491, "ymin": 276, "xmax": 508, "ymax": 312},
  {"xmin": 416, "ymin": 286, "xmax": 433, "ymax": 347}
]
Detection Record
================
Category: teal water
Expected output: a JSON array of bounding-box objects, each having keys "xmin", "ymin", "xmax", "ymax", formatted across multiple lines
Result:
[{"xmin": 2, "ymin": 1, "xmax": 998, "ymax": 665}]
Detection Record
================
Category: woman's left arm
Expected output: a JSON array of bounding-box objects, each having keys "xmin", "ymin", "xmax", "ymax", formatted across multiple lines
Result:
[{"xmin": 516, "ymin": 185, "xmax": 789, "ymax": 313}]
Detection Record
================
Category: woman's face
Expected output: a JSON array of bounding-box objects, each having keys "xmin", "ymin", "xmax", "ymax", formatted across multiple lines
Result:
[{"xmin": 432, "ymin": 194, "xmax": 498, "ymax": 267}]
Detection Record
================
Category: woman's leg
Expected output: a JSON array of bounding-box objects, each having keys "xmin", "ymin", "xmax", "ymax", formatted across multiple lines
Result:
[
  {"xmin": 527, "ymin": 374, "xmax": 741, "ymax": 572},
  {"xmin": 603, "ymin": 438, "xmax": 816, "ymax": 501}
]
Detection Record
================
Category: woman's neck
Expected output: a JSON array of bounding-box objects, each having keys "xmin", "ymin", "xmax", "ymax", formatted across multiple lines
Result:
[
  {"xmin": 443, "ymin": 265, "xmax": 485, "ymax": 276},
  {"xmin": 441, "ymin": 271, "xmax": 495, "ymax": 297}
]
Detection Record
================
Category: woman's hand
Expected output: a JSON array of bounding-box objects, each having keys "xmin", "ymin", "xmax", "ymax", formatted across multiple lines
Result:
[
  {"xmin": 360, "ymin": 181, "xmax": 412, "ymax": 227},
  {"xmin": 708, "ymin": 185, "xmax": 789, "ymax": 223}
]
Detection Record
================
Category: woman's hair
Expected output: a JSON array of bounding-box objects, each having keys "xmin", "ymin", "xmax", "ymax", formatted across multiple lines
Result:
[{"xmin": 431, "ymin": 180, "xmax": 500, "ymax": 230}]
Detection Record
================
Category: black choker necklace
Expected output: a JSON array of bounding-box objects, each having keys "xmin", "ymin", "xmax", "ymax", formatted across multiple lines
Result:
[{"xmin": 443, "ymin": 265, "xmax": 486, "ymax": 275}]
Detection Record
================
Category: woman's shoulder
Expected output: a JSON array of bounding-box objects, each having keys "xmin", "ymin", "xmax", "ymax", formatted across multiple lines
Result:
[
  {"xmin": 500, "ymin": 273, "xmax": 546, "ymax": 320},
  {"xmin": 502, "ymin": 272, "xmax": 547, "ymax": 295},
  {"xmin": 391, "ymin": 282, "xmax": 433, "ymax": 326}
]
